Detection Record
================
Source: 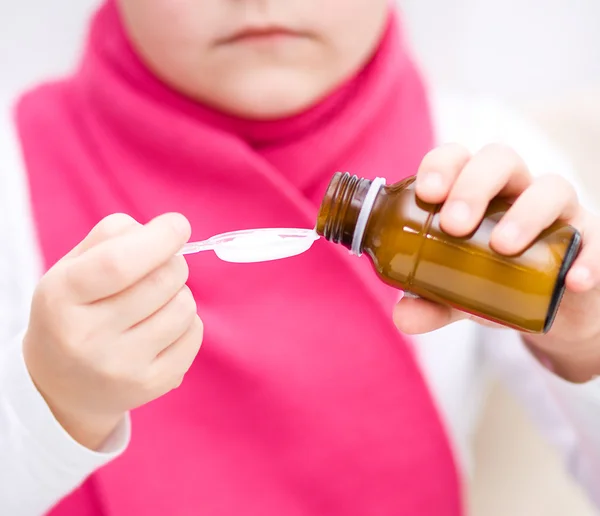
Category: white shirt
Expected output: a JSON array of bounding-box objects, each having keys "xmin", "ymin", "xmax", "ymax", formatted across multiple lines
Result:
[{"xmin": 1, "ymin": 92, "xmax": 600, "ymax": 516}]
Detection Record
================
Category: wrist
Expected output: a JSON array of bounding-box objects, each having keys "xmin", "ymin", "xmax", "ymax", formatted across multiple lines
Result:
[
  {"xmin": 23, "ymin": 335, "xmax": 125, "ymax": 451},
  {"xmin": 48, "ymin": 403, "xmax": 125, "ymax": 451},
  {"xmin": 523, "ymin": 335, "xmax": 600, "ymax": 383},
  {"xmin": 26, "ymin": 374, "xmax": 124, "ymax": 451}
]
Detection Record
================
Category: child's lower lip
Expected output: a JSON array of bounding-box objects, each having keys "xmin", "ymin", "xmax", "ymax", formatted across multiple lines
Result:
[
  {"xmin": 223, "ymin": 29, "xmax": 304, "ymax": 45},
  {"xmin": 240, "ymin": 33, "xmax": 293, "ymax": 41}
]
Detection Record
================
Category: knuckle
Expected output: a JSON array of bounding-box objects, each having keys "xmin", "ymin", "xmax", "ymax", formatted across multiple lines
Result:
[
  {"xmin": 170, "ymin": 374, "xmax": 186, "ymax": 391},
  {"xmin": 480, "ymin": 142, "xmax": 514, "ymax": 156},
  {"xmin": 34, "ymin": 274, "xmax": 64, "ymax": 311},
  {"xmin": 148, "ymin": 263, "xmax": 174, "ymax": 294},
  {"xmin": 150, "ymin": 257, "xmax": 189, "ymax": 294},
  {"xmin": 174, "ymin": 376, "xmax": 185, "ymax": 389},
  {"xmin": 137, "ymin": 370, "xmax": 161, "ymax": 395},
  {"xmin": 552, "ymin": 175, "xmax": 577, "ymax": 198},
  {"xmin": 534, "ymin": 174, "xmax": 579, "ymax": 212},
  {"xmin": 441, "ymin": 142, "xmax": 471, "ymax": 157},
  {"xmin": 50, "ymin": 262, "xmax": 88, "ymax": 302},
  {"xmin": 61, "ymin": 270, "xmax": 87, "ymax": 301},
  {"xmin": 178, "ymin": 321, "xmax": 204, "ymax": 363},
  {"xmin": 97, "ymin": 250, "xmax": 129, "ymax": 284},
  {"xmin": 135, "ymin": 369, "xmax": 163, "ymax": 399},
  {"xmin": 421, "ymin": 143, "xmax": 471, "ymax": 171},
  {"xmin": 174, "ymin": 255, "xmax": 190, "ymax": 283},
  {"xmin": 193, "ymin": 315, "xmax": 204, "ymax": 338},
  {"xmin": 183, "ymin": 318, "xmax": 204, "ymax": 358},
  {"xmin": 97, "ymin": 213, "xmax": 138, "ymax": 238},
  {"xmin": 157, "ymin": 370, "xmax": 186, "ymax": 394},
  {"xmin": 540, "ymin": 173, "xmax": 569, "ymax": 187},
  {"xmin": 172, "ymin": 286, "xmax": 198, "ymax": 321},
  {"xmin": 481, "ymin": 142, "xmax": 526, "ymax": 168},
  {"xmin": 32, "ymin": 277, "xmax": 86, "ymax": 346},
  {"xmin": 148, "ymin": 365, "xmax": 182, "ymax": 395}
]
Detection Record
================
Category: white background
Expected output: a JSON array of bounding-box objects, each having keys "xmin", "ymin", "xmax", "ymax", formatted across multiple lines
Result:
[
  {"xmin": 400, "ymin": 0, "xmax": 600, "ymax": 103},
  {"xmin": 2, "ymin": 0, "xmax": 600, "ymax": 103}
]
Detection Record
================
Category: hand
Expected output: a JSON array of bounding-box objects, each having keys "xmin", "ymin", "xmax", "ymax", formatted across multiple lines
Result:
[
  {"xmin": 23, "ymin": 213, "xmax": 204, "ymax": 449},
  {"xmin": 392, "ymin": 143, "xmax": 600, "ymax": 382}
]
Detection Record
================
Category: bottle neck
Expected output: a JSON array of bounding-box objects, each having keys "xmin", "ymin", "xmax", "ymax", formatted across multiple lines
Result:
[{"xmin": 316, "ymin": 172, "xmax": 386, "ymax": 256}]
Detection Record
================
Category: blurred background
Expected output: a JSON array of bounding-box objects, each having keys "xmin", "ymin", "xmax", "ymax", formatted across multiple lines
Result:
[
  {"xmin": 402, "ymin": 0, "xmax": 600, "ymax": 105},
  {"xmin": 2, "ymin": 1, "xmax": 599, "ymax": 514}
]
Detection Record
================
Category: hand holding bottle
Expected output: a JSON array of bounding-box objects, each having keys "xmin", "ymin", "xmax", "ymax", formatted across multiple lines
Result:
[
  {"xmin": 23, "ymin": 213, "xmax": 204, "ymax": 450},
  {"xmin": 394, "ymin": 143, "xmax": 600, "ymax": 382}
]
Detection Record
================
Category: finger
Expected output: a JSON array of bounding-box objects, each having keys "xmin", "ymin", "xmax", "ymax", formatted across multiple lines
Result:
[
  {"xmin": 94, "ymin": 255, "xmax": 190, "ymax": 331},
  {"xmin": 124, "ymin": 284, "xmax": 198, "ymax": 359},
  {"xmin": 440, "ymin": 143, "xmax": 532, "ymax": 236},
  {"xmin": 566, "ymin": 213, "xmax": 600, "ymax": 293},
  {"xmin": 415, "ymin": 143, "xmax": 472, "ymax": 203},
  {"xmin": 393, "ymin": 295, "xmax": 467, "ymax": 334},
  {"xmin": 64, "ymin": 212, "xmax": 192, "ymax": 303},
  {"xmin": 62, "ymin": 213, "xmax": 140, "ymax": 260},
  {"xmin": 491, "ymin": 174, "xmax": 580, "ymax": 255},
  {"xmin": 149, "ymin": 315, "xmax": 204, "ymax": 391}
]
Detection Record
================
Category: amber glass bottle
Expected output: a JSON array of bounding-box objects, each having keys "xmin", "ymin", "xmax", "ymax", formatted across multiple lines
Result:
[{"xmin": 316, "ymin": 172, "xmax": 581, "ymax": 334}]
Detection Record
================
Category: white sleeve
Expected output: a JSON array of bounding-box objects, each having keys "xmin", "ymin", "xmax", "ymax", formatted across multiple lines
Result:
[
  {"xmin": 0, "ymin": 103, "xmax": 130, "ymax": 515},
  {"xmin": 431, "ymin": 92, "xmax": 600, "ymax": 507}
]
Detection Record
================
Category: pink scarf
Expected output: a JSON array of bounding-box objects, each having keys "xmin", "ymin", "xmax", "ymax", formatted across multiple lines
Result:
[{"xmin": 16, "ymin": 2, "xmax": 461, "ymax": 514}]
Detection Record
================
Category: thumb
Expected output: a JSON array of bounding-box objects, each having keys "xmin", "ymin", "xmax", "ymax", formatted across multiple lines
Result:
[
  {"xmin": 392, "ymin": 294, "xmax": 467, "ymax": 335},
  {"xmin": 62, "ymin": 213, "xmax": 140, "ymax": 261}
]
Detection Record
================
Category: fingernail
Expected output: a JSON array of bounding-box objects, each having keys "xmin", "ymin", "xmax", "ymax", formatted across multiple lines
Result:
[
  {"xmin": 496, "ymin": 222, "xmax": 521, "ymax": 245},
  {"xmin": 445, "ymin": 201, "xmax": 471, "ymax": 224},
  {"xmin": 421, "ymin": 172, "xmax": 444, "ymax": 192},
  {"xmin": 403, "ymin": 291, "xmax": 421, "ymax": 299},
  {"xmin": 570, "ymin": 266, "xmax": 593, "ymax": 288}
]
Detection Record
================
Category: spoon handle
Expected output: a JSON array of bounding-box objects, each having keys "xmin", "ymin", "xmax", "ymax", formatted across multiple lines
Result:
[{"xmin": 177, "ymin": 240, "xmax": 214, "ymax": 255}]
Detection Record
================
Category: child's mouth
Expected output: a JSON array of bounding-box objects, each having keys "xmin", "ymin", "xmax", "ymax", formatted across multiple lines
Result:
[{"xmin": 218, "ymin": 26, "xmax": 307, "ymax": 45}]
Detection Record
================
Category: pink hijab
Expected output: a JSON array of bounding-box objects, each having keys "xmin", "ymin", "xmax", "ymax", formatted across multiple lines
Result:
[{"xmin": 16, "ymin": 2, "xmax": 461, "ymax": 514}]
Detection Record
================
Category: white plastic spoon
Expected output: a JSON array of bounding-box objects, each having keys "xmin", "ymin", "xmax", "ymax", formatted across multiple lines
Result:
[{"xmin": 178, "ymin": 228, "xmax": 320, "ymax": 263}]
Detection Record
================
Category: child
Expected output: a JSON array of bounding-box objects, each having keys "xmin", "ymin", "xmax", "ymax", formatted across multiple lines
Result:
[{"xmin": 1, "ymin": 0, "xmax": 600, "ymax": 514}]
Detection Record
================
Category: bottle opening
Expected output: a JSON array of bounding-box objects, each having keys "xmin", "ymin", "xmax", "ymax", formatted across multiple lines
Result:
[{"xmin": 316, "ymin": 172, "xmax": 385, "ymax": 255}]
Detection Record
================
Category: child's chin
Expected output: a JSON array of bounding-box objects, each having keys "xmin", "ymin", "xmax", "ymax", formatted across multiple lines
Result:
[{"xmin": 204, "ymin": 73, "xmax": 337, "ymax": 121}]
